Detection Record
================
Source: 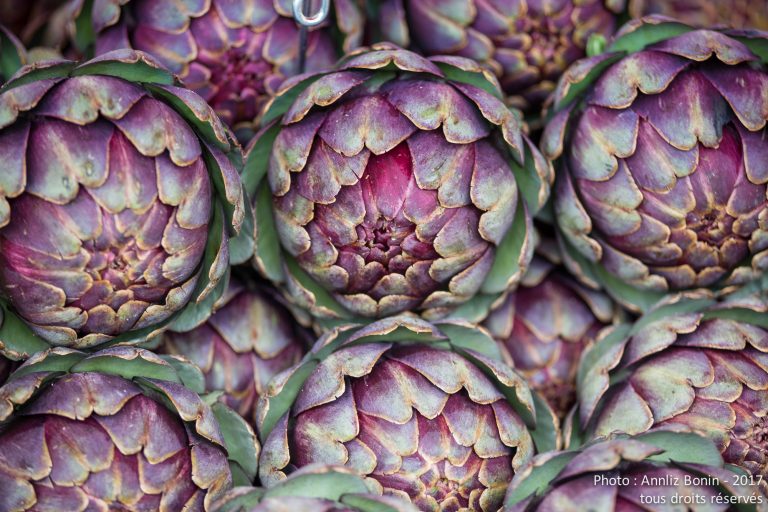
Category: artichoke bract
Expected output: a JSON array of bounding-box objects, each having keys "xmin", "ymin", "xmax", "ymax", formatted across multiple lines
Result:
[
  {"xmin": 368, "ymin": 0, "xmax": 623, "ymax": 114},
  {"xmin": 483, "ymin": 244, "xmax": 617, "ymax": 419},
  {"xmin": 505, "ymin": 431, "xmax": 764, "ymax": 511},
  {"xmin": 543, "ymin": 17, "xmax": 768, "ymax": 312},
  {"xmin": 0, "ymin": 24, "xmax": 25, "ymax": 83},
  {"xmin": 0, "ymin": 346, "xmax": 259, "ymax": 511},
  {"xmin": 629, "ymin": 0, "xmax": 768, "ymax": 31},
  {"xmin": 215, "ymin": 465, "xmax": 420, "ymax": 512},
  {"xmin": 574, "ymin": 289, "xmax": 768, "ymax": 493},
  {"xmin": 69, "ymin": 0, "xmax": 363, "ymax": 141},
  {"xmin": 0, "ymin": 50, "xmax": 246, "ymax": 353},
  {"xmin": 247, "ymin": 44, "xmax": 552, "ymax": 327},
  {"xmin": 159, "ymin": 278, "xmax": 307, "ymax": 424},
  {"xmin": 256, "ymin": 316, "xmax": 559, "ymax": 512}
]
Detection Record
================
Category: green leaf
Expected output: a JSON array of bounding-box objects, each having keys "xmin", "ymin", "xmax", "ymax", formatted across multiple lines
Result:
[
  {"xmin": 258, "ymin": 360, "xmax": 319, "ymax": 442},
  {"xmin": 434, "ymin": 62, "xmax": 502, "ymax": 99},
  {"xmin": 341, "ymin": 494, "xmax": 406, "ymax": 512},
  {"xmin": 1, "ymin": 62, "xmax": 75, "ymax": 93},
  {"xmin": 576, "ymin": 323, "xmax": 631, "ymax": 395},
  {"xmin": 72, "ymin": 0, "xmax": 95, "ymax": 55},
  {"xmin": 264, "ymin": 471, "xmax": 370, "ymax": 500},
  {"xmin": 481, "ymin": 199, "xmax": 529, "ymax": 295},
  {"xmin": 639, "ymin": 431, "xmax": 723, "ymax": 467},
  {"xmin": 703, "ymin": 307, "xmax": 768, "ymax": 329},
  {"xmin": 511, "ymin": 144, "xmax": 546, "ymax": 214},
  {"xmin": 504, "ymin": 452, "xmax": 576, "ymax": 507},
  {"xmin": 586, "ymin": 33, "xmax": 608, "ymax": 57},
  {"xmin": 212, "ymin": 402, "xmax": 259, "ymax": 484},
  {"xmin": 530, "ymin": 392, "xmax": 559, "ymax": 453},
  {"xmin": 0, "ymin": 32, "xmax": 23, "ymax": 80},
  {"xmin": 73, "ymin": 59, "xmax": 175, "ymax": 86},
  {"xmin": 284, "ymin": 256, "xmax": 351, "ymax": 318},
  {"xmin": 440, "ymin": 323, "xmax": 503, "ymax": 361},
  {"xmin": 553, "ymin": 53, "xmax": 622, "ymax": 112},
  {"xmin": 0, "ymin": 303, "xmax": 50, "ymax": 359},
  {"xmin": 445, "ymin": 292, "xmax": 500, "ymax": 324},
  {"xmin": 72, "ymin": 352, "xmax": 180, "ymax": 383},
  {"xmin": 159, "ymin": 356, "xmax": 206, "ymax": 394},
  {"xmin": 229, "ymin": 189, "xmax": 255, "ymax": 265},
  {"xmin": 253, "ymin": 182, "xmax": 284, "ymax": 283},
  {"xmin": 735, "ymin": 35, "xmax": 768, "ymax": 61},
  {"xmin": 243, "ymin": 123, "xmax": 280, "ymax": 197},
  {"xmin": 6, "ymin": 352, "xmax": 82, "ymax": 381},
  {"xmin": 608, "ymin": 21, "xmax": 692, "ymax": 54}
]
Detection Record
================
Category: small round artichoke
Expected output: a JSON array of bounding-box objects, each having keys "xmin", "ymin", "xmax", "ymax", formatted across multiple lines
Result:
[
  {"xmin": 575, "ymin": 291, "xmax": 768, "ymax": 492},
  {"xmin": 483, "ymin": 245, "xmax": 617, "ymax": 418},
  {"xmin": 629, "ymin": 0, "xmax": 768, "ymax": 31},
  {"xmin": 69, "ymin": 0, "xmax": 364, "ymax": 140},
  {"xmin": 368, "ymin": 0, "xmax": 623, "ymax": 113},
  {"xmin": 505, "ymin": 431, "xmax": 764, "ymax": 511},
  {"xmin": 215, "ymin": 465, "xmax": 420, "ymax": 512},
  {"xmin": 0, "ymin": 50, "xmax": 246, "ymax": 351},
  {"xmin": 159, "ymin": 278, "xmax": 307, "ymax": 423},
  {"xmin": 247, "ymin": 44, "xmax": 552, "ymax": 326},
  {"xmin": 543, "ymin": 17, "xmax": 768, "ymax": 311},
  {"xmin": 0, "ymin": 346, "xmax": 259, "ymax": 511},
  {"xmin": 257, "ymin": 316, "xmax": 559, "ymax": 512}
]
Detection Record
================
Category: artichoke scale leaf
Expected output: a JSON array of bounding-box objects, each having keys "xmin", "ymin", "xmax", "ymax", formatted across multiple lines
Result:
[
  {"xmin": 504, "ymin": 451, "xmax": 577, "ymax": 508},
  {"xmin": 480, "ymin": 199, "xmax": 532, "ymax": 295},
  {"xmin": 73, "ymin": 52, "xmax": 176, "ymax": 87},
  {"xmin": 433, "ymin": 62, "xmax": 503, "ymax": 100},
  {"xmin": 638, "ymin": 430, "xmax": 724, "ymax": 467},
  {"xmin": 607, "ymin": 17, "xmax": 695, "ymax": 54},
  {"xmin": 253, "ymin": 180, "xmax": 285, "ymax": 284},
  {"xmin": 229, "ymin": 190, "xmax": 255, "ymax": 265},
  {"xmin": 0, "ymin": 61, "xmax": 73, "ymax": 93},
  {"xmin": 243, "ymin": 123, "xmax": 280, "ymax": 197},
  {"xmin": 211, "ymin": 401, "xmax": 260, "ymax": 486},
  {"xmin": 0, "ymin": 27, "xmax": 24, "ymax": 81},
  {"xmin": 72, "ymin": 349, "xmax": 181, "ymax": 383},
  {"xmin": 159, "ymin": 354, "xmax": 206, "ymax": 394},
  {"xmin": 0, "ymin": 302, "xmax": 49, "ymax": 359},
  {"xmin": 258, "ymin": 359, "xmax": 319, "ymax": 442},
  {"xmin": 261, "ymin": 74, "xmax": 326, "ymax": 126},
  {"xmin": 262, "ymin": 469, "xmax": 371, "ymax": 500}
]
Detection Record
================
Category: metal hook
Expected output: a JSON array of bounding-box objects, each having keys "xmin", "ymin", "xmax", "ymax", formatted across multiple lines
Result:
[
  {"xmin": 293, "ymin": 0, "xmax": 331, "ymax": 27},
  {"xmin": 293, "ymin": 0, "xmax": 332, "ymax": 74}
]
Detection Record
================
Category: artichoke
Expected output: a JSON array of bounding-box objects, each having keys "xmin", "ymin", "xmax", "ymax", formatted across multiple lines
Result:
[
  {"xmin": 0, "ymin": 346, "xmax": 259, "ymax": 511},
  {"xmin": 629, "ymin": 0, "xmax": 768, "ymax": 31},
  {"xmin": 69, "ymin": 0, "xmax": 364, "ymax": 141},
  {"xmin": 215, "ymin": 465, "xmax": 420, "ymax": 512},
  {"xmin": 483, "ymin": 242, "xmax": 617, "ymax": 418},
  {"xmin": 246, "ymin": 43, "xmax": 552, "ymax": 327},
  {"xmin": 505, "ymin": 430, "xmax": 765, "ymax": 511},
  {"xmin": 368, "ymin": 0, "xmax": 623, "ymax": 114},
  {"xmin": 159, "ymin": 277, "xmax": 307, "ymax": 423},
  {"xmin": 543, "ymin": 17, "xmax": 768, "ymax": 311},
  {"xmin": 257, "ymin": 316, "xmax": 559, "ymax": 512},
  {"xmin": 574, "ymin": 289, "xmax": 768, "ymax": 493},
  {"xmin": 0, "ymin": 50, "xmax": 247, "ymax": 353}
]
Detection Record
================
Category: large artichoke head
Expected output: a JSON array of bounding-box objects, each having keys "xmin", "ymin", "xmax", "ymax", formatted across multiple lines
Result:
[
  {"xmin": 215, "ymin": 465, "xmax": 420, "ymax": 512},
  {"xmin": 629, "ymin": 0, "xmax": 768, "ymax": 31},
  {"xmin": 368, "ymin": 0, "xmax": 623, "ymax": 114},
  {"xmin": 0, "ymin": 50, "xmax": 247, "ymax": 353},
  {"xmin": 159, "ymin": 277, "xmax": 307, "ymax": 424},
  {"xmin": 575, "ymin": 290, "xmax": 768, "ymax": 494},
  {"xmin": 247, "ymin": 44, "xmax": 552, "ymax": 327},
  {"xmin": 483, "ymin": 244, "xmax": 618, "ymax": 419},
  {"xmin": 0, "ymin": 346, "xmax": 259, "ymax": 511},
  {"xmin": 544, "ymin": 17, "xmax": 768, "ymax": 312},
  {"xmin": 69, "ymin": 0, "xmax": 364, "ymax": 141},
  {"xmin": 256, "ymin": 316, "xmax": 560, "ymax": 512},
  {"xmin": 505, "ymin": 431, "xmax": 764, "ymax": 511}
]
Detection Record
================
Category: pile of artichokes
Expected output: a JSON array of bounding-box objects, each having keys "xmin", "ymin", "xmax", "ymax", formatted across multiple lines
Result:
[{"xmin": 0, "ymin": 1, "xmax": 766, "ymax": 511}]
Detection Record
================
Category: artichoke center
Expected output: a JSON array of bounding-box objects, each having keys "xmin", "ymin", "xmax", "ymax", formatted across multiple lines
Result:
[
  {"xmin": 428, "ymin": 475, "xmax": 462, "ymax": 502},
  {"xmin": 685, "ymin": 209, "xmax": 734, "ymax": 246}
]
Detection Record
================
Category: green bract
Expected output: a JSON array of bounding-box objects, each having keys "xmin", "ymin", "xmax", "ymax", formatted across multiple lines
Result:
[
  {"xmin": 0, "ymin": 24, "xmax": 25, "ymax": 83},
  {"xmin": 0, "ymin": 346, "xmax": 259, "ymax": 511},
  {"xmin": 246, "ymin": 43, "xmax": 552, "ymax": 329},
  {"xmin": 214, "ymin": 465, "xmax": 420, "ymax": 512},
  {"xmin": 0, "ymin": 50, "xmax": 251, "ymax": 357},
  {"xmin": 572, "ymin": 284, "xmax": 768, "ymax": 495},
  {"xmin": 256, "ymin": 315, "xmax": 559, "ymax": 512},
  {"xmin": 542, "ymin": 16, "xmax": 768, "ymax": 312},
  {"xmin": 505, "ymin": 430, "xmax": 764, "ymax": 511}
]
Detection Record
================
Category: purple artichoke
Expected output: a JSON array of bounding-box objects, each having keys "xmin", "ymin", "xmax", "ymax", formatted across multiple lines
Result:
[
  {"xmin": 215, "ymin": 465, "xmax": 420, "ymax": 512},
  {"xmin": 69, "ymin": 0, "xmax": 364, "ymax": 141},
  {"xmin": 159, "ymin": 278, "xmax": 307, "ymax": 423},
  {"xmin": 0, "ymin": 346, "xmax": 259, "ymax": 511},
  {"xmin": 246, "ymin": 44, "xmax": 552, "ymax": 326},
  {"xmin": 543, "ymin": 17, "xmax": 768, "ymax": 311},
  {"xmin": 505, "ymin": 431, "xmax": 765, "ymax": 510},
  {"xmin": 483, "ymin": 244, "xmax": 617, "ymax": 418},
  {"xmin": 0, "ymin": 50, "xmax": 246, "ymax": 352},
  {"xmin": 629, "ymin": 0, "xmax": 768, "ymax": 31},
  {"xmin": 257, "ymin": 316, "xmax": 559, "ymax": 512},
  {"xmin": 369, "ymin": 0, "xmax": 623, "ymax": 114},
  {"xmin": 575, "ymin": 291, "xmax": 768, "ymax": 493}
]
